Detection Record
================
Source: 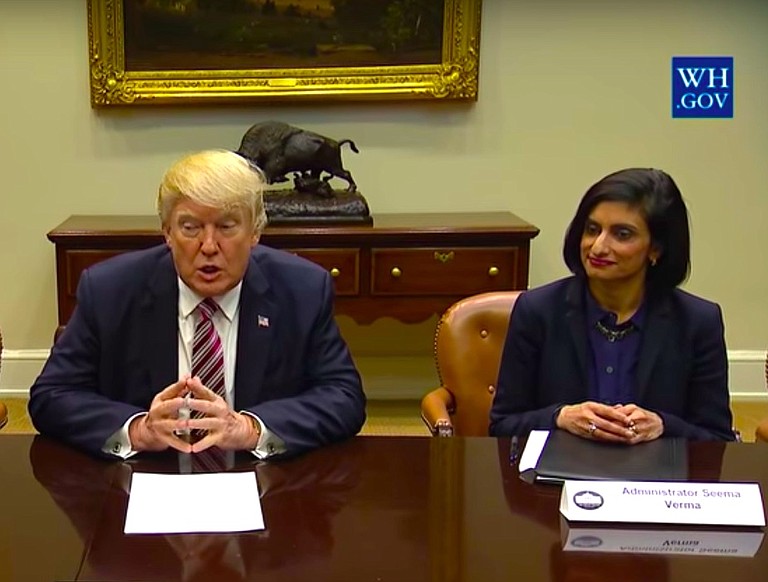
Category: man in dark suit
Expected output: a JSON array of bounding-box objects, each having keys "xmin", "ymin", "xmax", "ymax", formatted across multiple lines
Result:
[{"xmin": 29, "ymin": 149, "xmax": 366, "ymax": 459}]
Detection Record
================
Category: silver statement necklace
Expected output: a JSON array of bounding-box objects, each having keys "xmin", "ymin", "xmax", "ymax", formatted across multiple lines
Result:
[{"xmin": 595, "ymin": 319, "xmax": 636, "ymax": 343}]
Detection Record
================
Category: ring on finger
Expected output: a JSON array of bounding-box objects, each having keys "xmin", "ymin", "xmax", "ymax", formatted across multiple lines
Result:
[
  {"xmin": 588, "ymin": 422, "xmax": 597, "ymax": 436},
  {"xmin": 629, "ymin": 422, "xmax": 638, "ymax": 435}
]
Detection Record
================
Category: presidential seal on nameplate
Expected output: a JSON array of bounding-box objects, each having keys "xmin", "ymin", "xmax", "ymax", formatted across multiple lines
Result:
[{"xmin": 559, "ymin": 480, "xmax": 765, "ymax": 527}]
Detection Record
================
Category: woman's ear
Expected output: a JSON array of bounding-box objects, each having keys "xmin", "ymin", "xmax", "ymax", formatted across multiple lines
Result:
[{"xmin": 649, "ymin": 246, "xmax": 661, "ymax": 266}]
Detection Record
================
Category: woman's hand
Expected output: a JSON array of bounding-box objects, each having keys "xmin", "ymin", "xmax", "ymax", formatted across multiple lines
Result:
[
  {"xmin": 614, "ymin": 404, "xmax": 665, "ymax": 443},
  {"xmin": 556, "ymin": 401, "xmax": 636, "ymax": 443},
  {"xmin": 556, "ymin": 402, "xmax": 664, "ymax": 444}
]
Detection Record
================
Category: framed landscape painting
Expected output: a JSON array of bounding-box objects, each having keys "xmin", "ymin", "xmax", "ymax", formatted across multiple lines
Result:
[{"xmin": 87, "ymin": 0, "xmax": 482, "ymax": 106}]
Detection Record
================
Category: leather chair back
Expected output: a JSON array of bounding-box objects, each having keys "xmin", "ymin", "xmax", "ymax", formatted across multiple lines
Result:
[
  {"xmin": 0, "ymin": 327, "xmax": 7, "ymax": 429},
  {"xmin": 757, "ymin": 351, "xmax": 768, "ymax": 442},
  {"xmin": 422, "ymin": 291, "xmax": 522, "ymax": 436}
]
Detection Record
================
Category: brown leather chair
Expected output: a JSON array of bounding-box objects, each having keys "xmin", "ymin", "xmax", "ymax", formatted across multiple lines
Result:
[
  {"xmin": 421, "ymin": 291, "xmax": 522, "ymax": 436},
  {"xmin": 0, "ymin": 326, "xmax": 7, "ymax": 430},
  {"xmin": 756, "ymin": 351, "xmax": 768, "ymax": 442}
]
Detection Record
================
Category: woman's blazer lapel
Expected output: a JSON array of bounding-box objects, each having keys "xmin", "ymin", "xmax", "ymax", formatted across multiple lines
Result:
[
  {"xmin": 635, "ymin": 296, "xmax": 675, "ymax": 401},
  {"xmin": 564, "ymin": 279, "xmax": 590, "ymax": 389}
]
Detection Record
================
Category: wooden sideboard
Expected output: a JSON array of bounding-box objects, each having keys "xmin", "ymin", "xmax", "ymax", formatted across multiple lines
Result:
[{"xmin": 48, "ymin": 213, "xmax": 539, "ymax": 326}]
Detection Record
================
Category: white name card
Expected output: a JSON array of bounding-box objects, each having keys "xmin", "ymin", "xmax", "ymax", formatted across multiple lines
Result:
[
  {"xmin": 562, "ymin": 525, "xmax": 765, "ymax": 557},
  {"xmin": 559, "ymin": 480, "xmax": 765, "ymax": 527}
]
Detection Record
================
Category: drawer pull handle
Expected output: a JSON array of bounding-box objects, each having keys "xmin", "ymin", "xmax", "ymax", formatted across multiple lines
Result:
[
  {"xmin": 391, "ymin": 267, "xmax": 402, "ymax": 278},
  {"xmin": 330, "ymin": 267, "xmax": 341, "ymax": 278},
  {"xmin": 488, "ymin": 266, "xmax": 500, "ymax": 277},
  {"xmin": 434, "ymin": 251, "xmax": 455, "ymax": 264}
]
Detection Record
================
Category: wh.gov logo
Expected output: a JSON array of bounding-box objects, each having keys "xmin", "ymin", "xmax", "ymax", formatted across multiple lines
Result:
[{"xmin": 672, "ymin": 57, "xmax": 733, "ymax": 118}]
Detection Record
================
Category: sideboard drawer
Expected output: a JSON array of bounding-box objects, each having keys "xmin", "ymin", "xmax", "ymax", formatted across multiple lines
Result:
[
  {"xmin": 288, "ymin": 248, "xmax": 360, "ymax": 296},
  {"xmin": 49, "ymin": 213, "xmax": 539, "ymax": 325},
  {"xmin": 371, "ymin": 247, "xmax": 520, "ymax": 295}
]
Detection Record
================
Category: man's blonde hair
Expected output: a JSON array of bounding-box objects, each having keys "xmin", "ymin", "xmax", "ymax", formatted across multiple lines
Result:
[{"xmin": 157, "ymin": 149, "xmax": 267, "ymax": 233}]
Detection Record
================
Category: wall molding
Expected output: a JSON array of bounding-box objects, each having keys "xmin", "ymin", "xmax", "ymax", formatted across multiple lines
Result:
[
  {"xmin": 1, "ymin": 349, "xmax": 52, "ymax": 397},
  {"xmin": 1, "ymin": 349, "xmax": 766, "ymax": 400}
]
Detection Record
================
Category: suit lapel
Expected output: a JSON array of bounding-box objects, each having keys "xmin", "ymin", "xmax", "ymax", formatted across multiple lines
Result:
[
  {"xmin": 234, "ymin": 254, "xmax": 275, "ymax": 409},
  {"xmin": 141, "ymin": 251, "xmax": 179, "ymax": 396},
  {"xmin": 565, "ymin": 279, "xmax": 590, "ymax": 388},
  {"xmin": 635, "ymin": 296, "xmax": 674, "ymax": 400}
]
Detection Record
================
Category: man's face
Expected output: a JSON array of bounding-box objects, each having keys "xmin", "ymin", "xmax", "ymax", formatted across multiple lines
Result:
[{"xmin": 164, "ymin": 199, "xmax": 258, "ymax": 297}]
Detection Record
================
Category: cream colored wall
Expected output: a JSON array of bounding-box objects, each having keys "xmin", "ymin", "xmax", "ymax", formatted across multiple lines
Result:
[{"xmin": 1, "ymin": 1, "xmax": 766, "ymax": 396}]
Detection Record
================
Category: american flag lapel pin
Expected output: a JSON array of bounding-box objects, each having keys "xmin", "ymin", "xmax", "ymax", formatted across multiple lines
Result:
[{"xmin": 258, "ymin": 315, "xmax": 270, "ymax": 328}]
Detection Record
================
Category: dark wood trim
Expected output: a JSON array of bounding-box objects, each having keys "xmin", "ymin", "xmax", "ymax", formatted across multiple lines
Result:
[{"xmin": 48, "ymin": 213, "xmax": 539, "ymax": 325}]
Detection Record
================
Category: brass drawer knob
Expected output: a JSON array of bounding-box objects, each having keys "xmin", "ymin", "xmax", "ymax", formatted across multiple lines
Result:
[
  {"xmin": 391, "ymin": 267, "xmax": 402, "ymax": 278},
  {"xmin": 488, "ymin": 385, "xmax": 495, "ymax": 394},
  {"xmin": 488, "ymin": 266, "xmax": 500, "ymax": 277},
  {"xmin": 330, "ymin": 267, "xmax": 340, "ymax": 278}
]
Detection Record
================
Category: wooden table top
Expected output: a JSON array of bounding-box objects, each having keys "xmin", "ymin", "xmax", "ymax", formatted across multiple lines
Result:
[{"xmin": 1, "ymin": 435, "xmax": 766, "ymax": 582}]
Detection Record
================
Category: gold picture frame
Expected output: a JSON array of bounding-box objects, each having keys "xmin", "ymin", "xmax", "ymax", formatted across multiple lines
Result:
[{"xmin": 87, "ymin": 0, "xmax": 482, "ymax": 106}]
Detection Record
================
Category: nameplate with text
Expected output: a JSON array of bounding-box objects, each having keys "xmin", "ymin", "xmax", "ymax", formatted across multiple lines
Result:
[
  {"xmin": 559, "ymin": 480, "xmax": 765, "ymax": 527},
  {"xmin": 562, "ymin": 526, "xmax": 764, "ymax": 557}
]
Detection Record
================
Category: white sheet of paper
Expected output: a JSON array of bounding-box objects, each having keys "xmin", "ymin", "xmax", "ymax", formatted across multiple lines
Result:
[
  {"xmin": 519, "ymin": 430, "xmax": 550, "ymax": 472},
  {"xmin": 124, "ymin": 472, "xmax": 264, "ymax": 534}
]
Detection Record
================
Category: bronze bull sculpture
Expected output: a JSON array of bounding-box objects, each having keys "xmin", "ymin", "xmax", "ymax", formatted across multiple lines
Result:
[{"xmin": 237, "ymin": 121, "xmax": 358, "ymax": 194}]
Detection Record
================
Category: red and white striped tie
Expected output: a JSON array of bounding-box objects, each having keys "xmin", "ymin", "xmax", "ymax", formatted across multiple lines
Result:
[
  {"xmin": 189, "ymin": 298, "xmax": 228, "ymax": 470},
  {"xmin": 192, "ymin": 298, "xmax": 225, "ymax": 399}
]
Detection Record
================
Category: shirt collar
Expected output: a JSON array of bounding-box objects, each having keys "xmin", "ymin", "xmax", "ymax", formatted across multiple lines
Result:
[
  {"xmin": 584, "ymin": 288, "xmax": 646, "ymax": 330},
  {"xmin": 178, "ymin": 278, "xmax": 242, "ymax": 323}
]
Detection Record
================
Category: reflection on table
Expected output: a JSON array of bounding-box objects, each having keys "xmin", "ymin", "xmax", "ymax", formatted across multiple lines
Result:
[{"xmin": 0, "ymin": 435, "xmax": 764, "ymax": 581}]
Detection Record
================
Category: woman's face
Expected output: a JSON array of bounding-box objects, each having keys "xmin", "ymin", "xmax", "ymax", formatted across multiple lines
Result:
[{"xmin": 580, "ymin": 201, "xmax": 659, "ymax": 286}]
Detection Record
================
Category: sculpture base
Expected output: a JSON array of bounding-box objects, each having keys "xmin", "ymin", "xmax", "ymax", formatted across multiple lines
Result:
[{"xmin": 264, "ymin": 189, "xmax": 372, "ymax": 225}]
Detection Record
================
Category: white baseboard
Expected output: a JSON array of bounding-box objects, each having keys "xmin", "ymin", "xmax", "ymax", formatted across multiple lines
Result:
[
  {"xmin": 0, "ymin": 349, "xmax": 51, "ymax": 397},
  {"xmin": 1, "ymin": 349, "xmax": 765, "ymax": 401},
  {"xmin": 726, "ymin": 350, "xmax": 767, "ymax": 400}
]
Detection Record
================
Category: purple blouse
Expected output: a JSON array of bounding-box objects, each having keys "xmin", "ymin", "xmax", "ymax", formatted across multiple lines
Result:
[{"xmin": 585, "ymin": 291, "xmax": 646, "ymax": 405}]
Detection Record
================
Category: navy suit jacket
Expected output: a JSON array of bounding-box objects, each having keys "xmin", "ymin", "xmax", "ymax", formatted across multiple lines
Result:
[
  {"xmin": 29, "ymin": 244, "xmax": 366, "ymax": 458},
  {"xmin": 489, "ymin": 277, "xmax": 734, "ymax": 441}
]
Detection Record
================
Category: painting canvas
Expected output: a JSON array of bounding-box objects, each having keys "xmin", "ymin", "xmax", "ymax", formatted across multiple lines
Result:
[{"xmin": 88, "ymin": 0, "xmax": 482, "ymax": 105}]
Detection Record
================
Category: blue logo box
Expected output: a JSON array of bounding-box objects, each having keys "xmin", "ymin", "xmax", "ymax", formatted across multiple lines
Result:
[{"xmin": 672, "ymin": 57, "xmax": 733, "ymax": 118}]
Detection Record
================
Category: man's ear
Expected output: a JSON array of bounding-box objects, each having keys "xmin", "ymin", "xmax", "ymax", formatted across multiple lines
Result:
[{"xmin": 162, "ymin": 225, "xmax": 172, "ymax": 247}]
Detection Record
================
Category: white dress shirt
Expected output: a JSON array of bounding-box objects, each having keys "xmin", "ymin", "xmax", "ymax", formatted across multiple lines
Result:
[{"xmin": 103, "ymin": 278, "xmax": 285, "ymax": 459}]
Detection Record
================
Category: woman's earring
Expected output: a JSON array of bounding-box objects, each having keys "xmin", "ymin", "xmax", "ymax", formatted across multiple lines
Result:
[{"xmin": 650, "ymin": 257, "xmax": 658, "ymax": 267}]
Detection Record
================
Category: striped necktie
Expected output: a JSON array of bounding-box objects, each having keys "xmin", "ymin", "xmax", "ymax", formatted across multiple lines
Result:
[
  {"xmin": 189, "ymin": 298, "xmax": 228, "ymax": 469},
  {"xmin": 192, "ymin": 298, "xmax": 225, "ymax": 399}
]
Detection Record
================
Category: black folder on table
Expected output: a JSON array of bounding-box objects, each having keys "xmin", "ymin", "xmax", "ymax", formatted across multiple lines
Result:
[{"xmin": 528, "ymin": 430, "xmax": 688, "ymax": 484}]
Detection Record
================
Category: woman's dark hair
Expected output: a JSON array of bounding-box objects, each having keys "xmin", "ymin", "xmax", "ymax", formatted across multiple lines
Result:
[{"xmin": 562, "ymin": 168, "xmax": 691, "ymax": 293}]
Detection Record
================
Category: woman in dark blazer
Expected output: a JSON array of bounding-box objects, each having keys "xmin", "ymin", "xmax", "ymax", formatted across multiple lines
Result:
[{"xmin": 490, "ymin": 168, "xmax": 734, "ymax": 442}]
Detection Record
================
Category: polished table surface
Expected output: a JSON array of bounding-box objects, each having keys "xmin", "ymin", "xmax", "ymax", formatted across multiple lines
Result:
[{"xmin": 0, "ymin": 435, "xmax": 766, "ymax": 582}]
